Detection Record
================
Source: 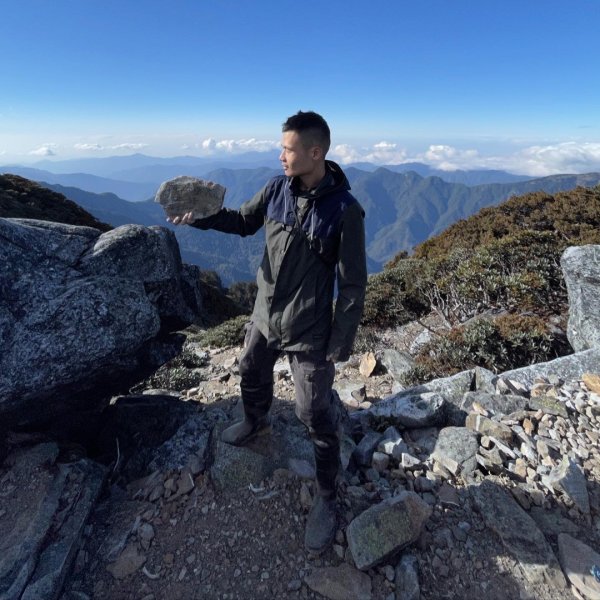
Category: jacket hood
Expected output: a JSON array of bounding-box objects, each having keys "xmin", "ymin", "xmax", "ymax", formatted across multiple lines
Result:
[{"xmin": 289, "ymin": 160, "xmax": 351, "ymax": 200}]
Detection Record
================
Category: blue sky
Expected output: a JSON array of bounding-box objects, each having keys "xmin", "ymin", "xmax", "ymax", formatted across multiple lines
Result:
[{"xmin": 1, "ymin": 0, "xmax": 599, "ymax": 174}]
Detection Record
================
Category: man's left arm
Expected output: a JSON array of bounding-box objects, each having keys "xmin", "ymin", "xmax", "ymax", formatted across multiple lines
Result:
[{"xmin": 326, "ymin": 201, "xmax": 367, "ymax": 362}]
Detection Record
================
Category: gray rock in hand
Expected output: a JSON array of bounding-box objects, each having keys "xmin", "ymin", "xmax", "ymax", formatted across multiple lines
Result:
[{"xmin": 155, "ymin": 176, "xmax": 225, "ymax": 220}]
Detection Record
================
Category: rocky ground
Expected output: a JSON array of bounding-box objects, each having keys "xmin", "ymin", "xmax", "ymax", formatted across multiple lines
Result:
[{"xmin": 3, "ymin": 325, "xmax": 600, "ymax": 600}]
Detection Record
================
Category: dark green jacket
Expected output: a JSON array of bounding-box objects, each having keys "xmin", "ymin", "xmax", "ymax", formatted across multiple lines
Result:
[{"xmin": 192, "ymin": 160, "xmax": 367, "ymax": 361}]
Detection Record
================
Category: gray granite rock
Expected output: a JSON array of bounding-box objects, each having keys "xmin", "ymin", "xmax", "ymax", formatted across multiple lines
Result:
[
  {"xmin": 431, "ymin": 427, "xmax": 479, "ymax": 480},
  {"xmin": 543, "ymin": 455, "xmax": 590, "ymax": 514},
  {"xmin": 499, "ymin": 348, "xmax": 600, "ymax": 389},
  {"xmin": 367, "ymin": 371, "xmax": 472, "ymax": 428},
  {"xmin": 155, "ymin": 176, "xmax": 225, "ymax": 220},
  {"xmin": 352, "ymin": 431, "xmax": 383, "ymax": 467},
  {"xmin": 473, "ymin": 366, "xmax": 497, "ymax": 393},
  {"xmin": 0, "ymin": 219, "xmax": 203, "ymax": 427},
  {"xmin": 368, "ymin": 391, "xmax": 446, "ymax": 428},
  {"xmin": 469, "ymin": 478, "xmax": 567, "ymax": 589},
  {"xmin": 395, "ymin": 553, "xmax": 420, "ymax": 600},
  {"xmin": 20, "ymin": 459, "xmax": 106, "ymax": 600},
  {"xmin": 425, "ymin": 370, "xmax": 476, "ymax": 425},
  {"xmin": 288, "ymin": 458, "xmax": 315, "ymax": 480},
  {"xmin": 378, "ymin": 431, "xmax": 409, "ymax": 460},
  {"xmin": 380, "ymin": 349, "xmax": 415, "ymax": 382},
  {"xmin": 461, "ymin": 391, "xmax": 529, "ymax": 417},
  {"xmin": 557, "ymin": 533, "xmax": 600, "ymax": 600},
  {"xmin": 148, "ymin": 413, "xmax": 215, "ymax": 473},
  {"xmin": 561, "ymin": 245, "xmax": 600, "ymax": 352},
  {"xmin": 340, "ymin": 435, "xmax": 357, "ymax": 471},
  {"xmin": 425, "ymin": 369, "xmax": 475, "ymax": 398},
  {"xmin": 210, "ymin": 420, "xmax": 313, "ymax": 491},
  {"xmin": 465, "ymin": 413, "xmax": 514, "ymax": 443},
  {"xmin": 304, "ymin": 563, "xmax": 372, "ymax": 600},
  {"xmin": 0, "ymin": 444, "xmax": 106, "ymax": 600},
  {"xmin": 335, "ymin": 381, "xmax": 368, "ymax": 407},
  {"xmin": 529, "ymin": 507, "xmax": 580, "ymax": 538},
  {"xmin": 346, "ymin": 492, "xmax": 431, "ymax": 570},
  {"xmin": 345, "ymin": 486, "xmax": 375, "ymax": 516},
  {"xmin": 528, "ymin": 395, "xmax": 569, "ymax": 418},
  {"xmin": 407, "ymin": 426, "xmax": 439, "ymax": 454}
]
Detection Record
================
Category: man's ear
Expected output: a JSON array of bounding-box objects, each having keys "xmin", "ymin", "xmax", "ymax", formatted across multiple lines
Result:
[{"xmin": 311, "ymin": 146, "xmax": 323, "ymax": 161}]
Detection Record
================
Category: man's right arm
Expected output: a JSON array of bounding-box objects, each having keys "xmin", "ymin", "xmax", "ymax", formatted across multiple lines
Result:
[{"xmin": 188, "ymin": 185, "xmax": 267, "ymax": 237}]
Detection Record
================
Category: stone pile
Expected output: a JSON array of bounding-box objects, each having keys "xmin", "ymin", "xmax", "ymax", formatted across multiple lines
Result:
[
  {"xmin": 340, "ymin": 369, "xmax": 600, "ymax": 599},
  {"xmin": 54, "ymin": 357, "xmax": 599, "ymax": 599}
]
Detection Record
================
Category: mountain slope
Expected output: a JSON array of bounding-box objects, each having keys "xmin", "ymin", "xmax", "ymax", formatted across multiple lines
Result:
[
  {"xmin": 0, "ymin": 174, "xmax": 111, "ymax": 231},
  {"xmin": 44, "ymin": 183, "xmax": 161, "ymax": 227},
  {"xmin": 348, "ymin": 169, "xmax": 600, "ymax": 262}
]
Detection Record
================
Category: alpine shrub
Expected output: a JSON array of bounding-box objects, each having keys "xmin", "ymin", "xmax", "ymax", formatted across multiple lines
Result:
[
  {"xmin": 362, "ymin": 259, "xmax": 429, "ymax": 328},
  {"xmin": 415, "ymin": 231, "xmax": 566, "ymax": 325},
  {"xmin": 400, "ymin": 313, "xmax": 556, "ymax": 385},
  {"xmin": 198, "ymin": 314, "xmax": 249, "ymax": 348}
]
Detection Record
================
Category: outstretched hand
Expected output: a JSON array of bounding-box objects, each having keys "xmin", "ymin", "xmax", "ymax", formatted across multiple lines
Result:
[{"xmin": 167, "ymin": 212, "xmax": 195, "ymax": 225}]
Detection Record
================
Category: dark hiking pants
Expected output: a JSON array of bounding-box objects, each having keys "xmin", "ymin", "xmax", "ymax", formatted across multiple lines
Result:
[{"xmin": 238, "ymin": 322, "xmax": 339, "ymax": 498}]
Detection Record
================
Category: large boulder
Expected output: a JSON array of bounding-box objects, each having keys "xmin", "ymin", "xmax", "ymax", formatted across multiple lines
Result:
[
  {"xmin": 561, "ymin": 245, "xmax": 600, "ymax": 352},
  {"xmin": 498, "ymin": 348, "xmax": 600, "ymax": 389},
  {"xmin": 469, "ymin": 478, "xmax": 567, "ymax": 589},
  {"xmin": 0, "ymin": 218, "xmax": 203, "ymax": 427}
]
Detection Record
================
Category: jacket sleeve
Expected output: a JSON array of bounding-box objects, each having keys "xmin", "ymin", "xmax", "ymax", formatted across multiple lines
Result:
[
  {"xmin": 326, "ymin": 201, "xmax": 367, "ymax": 362},
  {"xmin": 190, "ymin": 185, "xmax": 267, "ymax": 237}
]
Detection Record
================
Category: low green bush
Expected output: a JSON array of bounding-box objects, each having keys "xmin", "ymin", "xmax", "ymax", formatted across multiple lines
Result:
[
  {"xmin": 415, "ymin": 231, "xmax": 566, "ymax": 325},
  {"xmin": 362, "ymin": 259, "xmax": 429, "ymax": 328},
  {"xmin": 400, "ymin": 313, "xmax": 557, "ymax": 386},
  {"xmin": 198, "ymin": 314, "xmax": 249, "ymax": 348}
]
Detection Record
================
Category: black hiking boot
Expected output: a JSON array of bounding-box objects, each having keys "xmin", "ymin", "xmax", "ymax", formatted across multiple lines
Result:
[
  {"xmin": 220, "ymin": 415, "xmax": 271, "ymax": 446},
  {"xmin": 304, "ymin": 495, "xmax": 337, "ymax": 555}
]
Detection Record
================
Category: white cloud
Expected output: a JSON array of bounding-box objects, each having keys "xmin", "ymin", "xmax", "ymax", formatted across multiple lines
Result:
[
  {"xmin": 111, "ymin": 143, "xmax": 148, "ymax": 151},
  {"xmin": 331, "ymin": 140, "xmax": 600, "ymax": 176},
  {"xmin": 74, "ymin": 143, "xmax": 104, "ymax": 151},
  {"xmin": 418, "ymin": 145, "xmax": 480, "ymax": 170},
  {"xmin": 202, "ymin": 138, "xmax": 217, "ymax": 151},
  {"xmin": 373, "ymin": 141, "xmax": 397, "ymax": 150},
  {"xmin": 331, "ymin": 141, "xmax": 408, "ymax": 165},
  {"xmin": 200, "ymin": 137, "xmax": 279, "ymax": 154},
  {"xmin": 73, "ymin": 142, "xmax": 149, "ymax": 153},
  {"xmin": 330, "ymin": 144, "xmax": 362, "ymax": 163},
  {"xmin": 29, "ymin": 144, "xmax": 57, "ymax": 156},
  {"xmin": 506, "ymin": 142, "xmax": 600, "ymax": 176}
]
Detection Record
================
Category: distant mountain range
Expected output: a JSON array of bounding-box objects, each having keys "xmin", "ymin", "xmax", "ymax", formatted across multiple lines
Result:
[
  {"xmin": 22, "ymin": 162, "xmax": 598, "ymax": 285},
  {"xmin": 2, "ymin": 152, "xmax": 530, "ymax": 201},
  {"xmin": 346, "ymin": 168, "xmax": 600, "ymax": 263},
  {"xmin": 0, "ymin": 153, "xmax": 283, "ymax": 201},
  {"xmin": 347, "ymin": 162, "xmax": 533, "ymax": 185},
  {"xmin": 3, "ymin": 153, "xmax": 600, "ymax": 283}
]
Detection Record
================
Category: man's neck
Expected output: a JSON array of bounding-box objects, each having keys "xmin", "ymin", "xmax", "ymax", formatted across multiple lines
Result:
[{"xmin": 298, "ymin": 162, "xmax": 327, "ymax": 191}]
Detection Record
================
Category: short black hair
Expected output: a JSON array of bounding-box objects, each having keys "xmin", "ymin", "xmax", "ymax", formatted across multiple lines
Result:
[{"xmin": 282, "ymin": 110, "xmax": 330, "ymax": 155}]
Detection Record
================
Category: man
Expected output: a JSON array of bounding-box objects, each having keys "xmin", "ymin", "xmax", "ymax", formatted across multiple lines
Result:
[{"xmin": 170, "ymin": 111, "xmax": 367, "ymax": 554}]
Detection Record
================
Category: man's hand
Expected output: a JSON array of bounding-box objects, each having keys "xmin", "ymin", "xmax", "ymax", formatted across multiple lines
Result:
[{"xmin": 167, "ymin": 211, "xmax": 195, "ymax": 225}]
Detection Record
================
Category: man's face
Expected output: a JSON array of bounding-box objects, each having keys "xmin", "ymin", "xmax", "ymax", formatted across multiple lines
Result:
[{"xmin": 279, "ymin": 131, "xmax": 316, "ymax": 178}]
